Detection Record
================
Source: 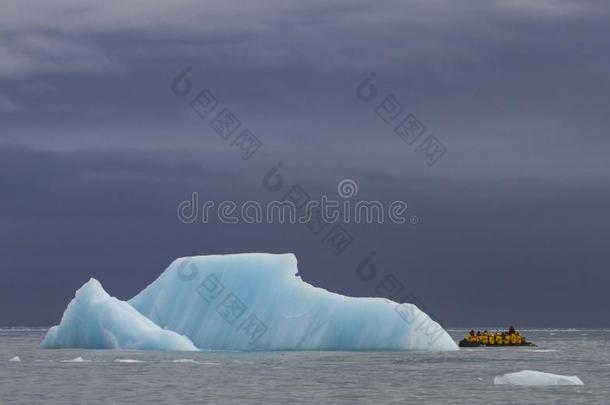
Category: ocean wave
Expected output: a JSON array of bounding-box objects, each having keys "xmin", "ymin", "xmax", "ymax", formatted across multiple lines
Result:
[{"xmin": 0, "ymin": 327, "xmax": 49, "ymax": 332}]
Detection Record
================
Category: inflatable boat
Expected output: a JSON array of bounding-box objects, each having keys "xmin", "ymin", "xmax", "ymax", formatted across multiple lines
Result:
[{"xmin": 458, "ymin": 339, "xmax": 536, "ymax": 348}]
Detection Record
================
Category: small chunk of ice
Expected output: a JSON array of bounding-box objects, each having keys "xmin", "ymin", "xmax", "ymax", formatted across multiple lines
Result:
[
  {"xmin": 9, "ymin": 356, "xmax": 21, "ymax": 362},
  {"xmin": 114, "ymin": 359, "xmax": 145, "ymax": 363},
  {"xmin": 61, "ymin": 357, "xmax": 89, "ymax": 363},
  {"xmin": 494, "ymin": 370, "xmax": 583, "ymax": 386}
]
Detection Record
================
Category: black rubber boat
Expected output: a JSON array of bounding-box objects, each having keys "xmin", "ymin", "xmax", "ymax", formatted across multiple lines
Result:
[{"xmin": 458, "ymin": 339, "xmax": 536, "ymax": 348}]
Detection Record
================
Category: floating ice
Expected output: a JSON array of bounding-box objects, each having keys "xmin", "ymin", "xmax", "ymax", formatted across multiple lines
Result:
[
  {"xmin": 114, "ymin": 359, "xmax": 146, "ymax": 363},
  {"xmin": 8, "ymin": 356, "xmax": 21, "ymax": 362},
  {"xmin": 129, "ymin": 253, "xmax": 458, "ymax": 351},
  {"xmin": 42, "ymin": 254, "xmax": 457, "ymax": 352},
  {"xmin": 61, "ymin": 357, "xmax": 90, "ymax": 363},
  {"xmin": 42, "ymin": 279, "xmax": 197, "ymax": 351},
  {"xmin": 494, "ymin": 370, "xmax": 584, "ymax": 386},
  {"xmin": 173, "ymin": 358, "xmax": 195, "ymax": 363}
]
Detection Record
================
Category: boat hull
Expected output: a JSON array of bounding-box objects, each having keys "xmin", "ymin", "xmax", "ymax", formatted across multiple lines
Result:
[{"xmin": 458, "ymin": 339, "xmax": 535, "ymax": 348}]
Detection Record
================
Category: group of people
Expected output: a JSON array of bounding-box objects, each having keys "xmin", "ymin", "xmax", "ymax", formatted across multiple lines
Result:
[{"xmin": 464, "ymin": 326, "xmax": 526, "ymax": 345}]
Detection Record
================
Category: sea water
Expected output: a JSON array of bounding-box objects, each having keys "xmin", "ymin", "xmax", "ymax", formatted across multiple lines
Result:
[{"xmin": 1, "ymin": 328, "xmax": 609, "ymax": 404}]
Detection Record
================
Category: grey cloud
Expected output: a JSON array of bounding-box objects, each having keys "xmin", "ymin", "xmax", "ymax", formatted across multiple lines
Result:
[
  {"xmin": 0, "ymin": 145, "xmax": 608, "ymax": 326},
  {"xmin": 0, "ymin": 33, "xmax": 118, "ymax": 77},
  {"xmin": 1, "ymin": 0, "xmax": 608, "ymax": 77},
  {"xmin": 1, "ymin": 1, "xmax": 609, "ymax": 326},
  {"xmin": 0, "ymin": 93, "xmax": 21, "ymax": 113}
]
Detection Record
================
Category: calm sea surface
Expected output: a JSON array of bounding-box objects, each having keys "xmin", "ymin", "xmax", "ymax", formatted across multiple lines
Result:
[{"xmin": 1, "ymin": 328, "xmax": 609, "ymax": 404}]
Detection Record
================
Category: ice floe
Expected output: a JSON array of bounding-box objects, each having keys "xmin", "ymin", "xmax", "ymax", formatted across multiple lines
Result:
[{"xmin": 494, "ymin": 370, "xmax": 583, "ymax": 386}]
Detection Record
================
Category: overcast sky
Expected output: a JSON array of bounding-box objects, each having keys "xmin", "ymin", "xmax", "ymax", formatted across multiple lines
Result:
[{"xmin": 1, "ymin": 0, "xmax": 609, "ymax": 326}]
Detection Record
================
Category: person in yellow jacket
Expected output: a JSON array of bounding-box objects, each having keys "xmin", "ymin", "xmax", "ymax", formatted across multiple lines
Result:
[
  {"xmin": 503, "ymin": 333, "xmax": 510, "ymax": 345},
  {"xmin": 480, "ymin": 332, "xmax": 489, "ymax": 345},
  {"xmin": 510, "ymin": 333, "xmax": 518, "ymax": 345},
  {"xmin": 465, "ymin": 330, "xmax": 478, "ymax": 343},
  {"xmin": 495, "ymin": 332, "xmax": 503, "ymax": 345}
]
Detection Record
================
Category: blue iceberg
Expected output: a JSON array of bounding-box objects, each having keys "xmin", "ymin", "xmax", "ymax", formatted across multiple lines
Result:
[
  {"xmin": 43, "ymin": 253, "xmax": 458, "ymax": 351},
  {"xmin": 41, "ymin": 278, "xmax": 197, "ymax": 351}
]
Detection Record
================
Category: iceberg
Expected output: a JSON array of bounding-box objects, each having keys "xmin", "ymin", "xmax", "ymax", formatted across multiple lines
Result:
[
  {"xmin": 494, "ymin": 370, "xmax": 584, "ymax": 386},
  {"xmin": 129, "ymin": 253, "xmax": 458, "ymax": 351},
  {"xmin": 43, "ymin": 253, "xmax": 457, "ymax": 351},
  {"xmin": 41, "ymin": 279, "xmax": 197, "ymax": 351},
  {"xmin": 8, "ymin": 356, "xmax": 21, "ymax": 362}
]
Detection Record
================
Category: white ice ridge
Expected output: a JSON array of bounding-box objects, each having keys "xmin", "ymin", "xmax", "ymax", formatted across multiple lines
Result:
[
  {"xmin": 494, "ymin": 370, "xmax": 584, "ymax": 386},
  {"xmin": 60, "ymin": 357, "xmax": 90, "ymax": 363},
  {"xmin": 41, "ymin": 278, "xmax": 197, "ymax": 351},
  {"xmin": 129, "ymin": 253, "xmax": 458, "ymax": 351}
]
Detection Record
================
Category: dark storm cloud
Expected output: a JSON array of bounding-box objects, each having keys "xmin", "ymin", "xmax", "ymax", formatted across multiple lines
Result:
[
  {"xmin": 0, "ymin": 0, "xmax": 609, "ymax": 326},
  {"xmin": 0, "ymin": 144, "xmax": 608, "ymax": 326},
  {"xmin": 1, "ymin": 0, "xmax": 608, "ymax": 182}
]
